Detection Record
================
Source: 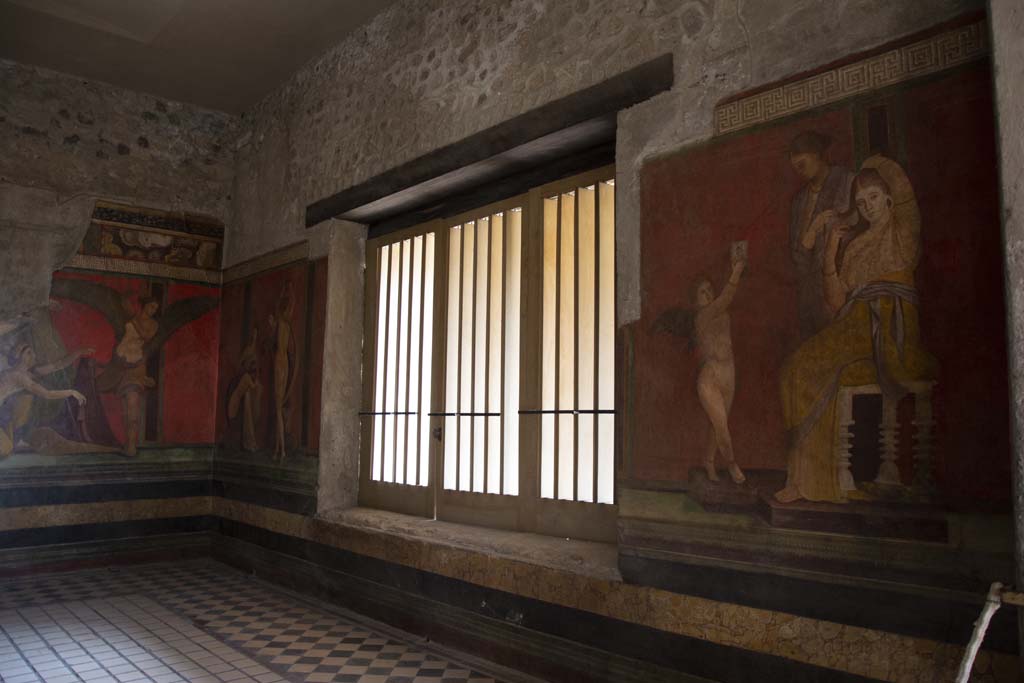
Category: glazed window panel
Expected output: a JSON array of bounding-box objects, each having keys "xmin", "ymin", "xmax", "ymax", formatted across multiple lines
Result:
[
  {"xmin": 360, "ymin": 165, "xmax": 616, "ymax": 537},
  {"xmin": 540, "ymin": 178, "xmax": 615, "ymax": 504},
  {"xmin": 443, "ymin": 208, "xmax": 522, "ymax": 496}
]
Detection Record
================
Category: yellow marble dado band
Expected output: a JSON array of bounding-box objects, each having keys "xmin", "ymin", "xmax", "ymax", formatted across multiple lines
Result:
[{"xmin": 2, "ymin": 497, "xmax": 1016, "ymax": 682}]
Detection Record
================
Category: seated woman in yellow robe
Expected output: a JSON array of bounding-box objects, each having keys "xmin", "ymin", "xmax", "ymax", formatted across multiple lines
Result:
[{"xmin": 775, "ymin": 156, "xmax": 937, "ymax": 504}]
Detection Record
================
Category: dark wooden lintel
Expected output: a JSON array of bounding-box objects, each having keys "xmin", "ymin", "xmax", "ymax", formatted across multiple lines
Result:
[{"xmin": 305, "ymin": 53, "xmax": 674, "ymax": 229}]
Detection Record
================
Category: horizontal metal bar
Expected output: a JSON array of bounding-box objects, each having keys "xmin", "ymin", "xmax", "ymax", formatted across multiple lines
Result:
[
  {"xmin": 427, "ymin": 411, "xmax": 502, "ymax": 417},
  {"xmin": 358, "ymin": 411, "xmax": 418, "ymax": 417},
  {"xmin": 520, "ymin": 409, "xmax": 614, "ymax": 413}
]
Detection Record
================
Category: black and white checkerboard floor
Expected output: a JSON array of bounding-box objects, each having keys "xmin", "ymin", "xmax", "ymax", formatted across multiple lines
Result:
[{"xmin": 0, "ymin": 560, "xmax": 536, "ymax": 683}]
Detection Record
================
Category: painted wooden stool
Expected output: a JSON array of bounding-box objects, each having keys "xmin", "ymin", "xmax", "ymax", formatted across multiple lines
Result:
[{"xmin": 834, "ymin": 381, "xmax": 936, "ymax": 498}]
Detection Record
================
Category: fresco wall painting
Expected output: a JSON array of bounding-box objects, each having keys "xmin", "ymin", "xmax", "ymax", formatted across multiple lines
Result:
[
  {"xmin": 0, "ymin": 204, "xmax": 222, "ymax": 463},
  {"xmin": 625, "ymin": 18, "xmax": 1009, "ymax": 561},
  {"xmin": 216, "ymin": 249, "xmax": 328, "ymax": 475}
]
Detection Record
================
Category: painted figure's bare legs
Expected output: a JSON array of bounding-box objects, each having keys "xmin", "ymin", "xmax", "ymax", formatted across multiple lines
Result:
[
  {"xmin": 697, "ymin": 363, "xmax": 745, "ymax": 484},
  {"xmin": 121, "ymin": 390, "xmax": 142, "ymax": 457}
]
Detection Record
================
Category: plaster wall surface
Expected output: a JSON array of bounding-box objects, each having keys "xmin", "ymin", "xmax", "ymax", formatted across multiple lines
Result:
[{"xmin": 316, "ymin": 220, "xmax": 367, "ymax": 513}]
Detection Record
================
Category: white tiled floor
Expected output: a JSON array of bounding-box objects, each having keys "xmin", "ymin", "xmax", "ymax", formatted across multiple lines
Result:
[
  {"xmin": 0, "ymin": 596, "xmax": 285, "ymax": 683},
  {"xmin": 0, "ymin": 561, "xmax": 525, "ymax": 683}
]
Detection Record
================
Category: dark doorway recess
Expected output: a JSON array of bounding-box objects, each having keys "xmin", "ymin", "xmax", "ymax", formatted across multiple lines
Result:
[{"xmin": 305, "ymin": 54, "xmax": 674, "ymax": 236}]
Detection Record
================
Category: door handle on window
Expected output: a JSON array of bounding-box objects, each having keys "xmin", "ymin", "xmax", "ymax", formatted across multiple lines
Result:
[{"xmin": 432, "ymin": 427, "xmax": 443, "ymax": 441}]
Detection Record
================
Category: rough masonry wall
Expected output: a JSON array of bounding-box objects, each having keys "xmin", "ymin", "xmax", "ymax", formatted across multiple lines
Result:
[
  {"xmin": 1, "ymin": 58, "xmax": 236, "ymax": 223},
  {"xmin": 0, "ymin": 58, "xmax": 237, "ymax": 317},
  {"xmin": 231, "ymin": 0, "xmax": 981, "ymax": 323},
  {"xmin": 991, "ymin": 0, "xmax": 1024, "ymax": 655}
]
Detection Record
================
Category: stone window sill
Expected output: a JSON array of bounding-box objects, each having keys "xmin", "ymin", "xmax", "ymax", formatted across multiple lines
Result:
[{"xmin": 316, "ymin": 505, "xmax": 621, "ymax": 582}]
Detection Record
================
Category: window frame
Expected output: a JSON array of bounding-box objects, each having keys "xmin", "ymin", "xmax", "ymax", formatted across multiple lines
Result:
[
  {"xmin": 359, "ymin": 219, "xmax": 447, "ymax": 518},
  {"xmin": 358, "ymin": 165, "xmax": 617, "ymax": 542}
]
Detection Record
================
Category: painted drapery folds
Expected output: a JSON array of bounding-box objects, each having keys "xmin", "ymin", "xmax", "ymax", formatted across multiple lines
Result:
[
  {"xmin": 0, "ymin": 204, "xmax": 222, "ymax": 463},
  {"xmin": 216, "ymin": 252, "xmax": 327, "ymax": 475},
  {"xmin": 624, "ymin": 17, "xmax": 1011, "ymax": 578}
]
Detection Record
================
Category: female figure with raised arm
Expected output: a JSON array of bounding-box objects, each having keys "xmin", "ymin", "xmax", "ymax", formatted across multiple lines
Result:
[{"xmin": 775, "ymin": 156, "xmax": 936, "ymax": 504}]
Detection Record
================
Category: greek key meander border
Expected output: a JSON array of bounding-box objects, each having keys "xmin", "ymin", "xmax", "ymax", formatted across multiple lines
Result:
[{"xmin": 713, "ymin": 20, "xmax": 988, "ymax": 136}]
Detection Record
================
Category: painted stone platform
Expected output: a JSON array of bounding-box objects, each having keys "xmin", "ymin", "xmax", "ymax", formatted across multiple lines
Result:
[{"xmin": 687, "ymin": 467, "xmax": 948, "ymax": 541}]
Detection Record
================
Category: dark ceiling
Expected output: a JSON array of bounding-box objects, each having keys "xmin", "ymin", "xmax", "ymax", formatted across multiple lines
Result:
[{"xmin": 0, "ymin": 0, "xmax": 399, "ymax": 114}]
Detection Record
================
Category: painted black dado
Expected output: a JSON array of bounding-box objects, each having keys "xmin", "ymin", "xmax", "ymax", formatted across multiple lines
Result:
[
  {"xmin": 0, "ymin": 455, "xmax": 316, "ymax": 515},
  {"xmin": 0, "ymin": 479, "xmax": 210, "ymax": 507},
  {"xmin": 0, "ymin": 531, "xmax": 214, "ymax": 577},
  {"xmin": 210, "ymin": 479, "xmax": 315, "ymax": 515},
  {"xmin": 0, "ymin": 458, "xmax": 210, "ymax": 508},
  {"xmin": 211, "ymin": 459, "xmax": 316, "ymax": 515},
  {"xmin": 214, "ymin": 518, "xmax": 879, "ymax": 683},
  {"xmin": 618, "ymin": 551, "xmax": 1019, "ymax": 655},
  {"xmin": 0, "ymin": 515, "xmax": 216, "ymax": 550}
]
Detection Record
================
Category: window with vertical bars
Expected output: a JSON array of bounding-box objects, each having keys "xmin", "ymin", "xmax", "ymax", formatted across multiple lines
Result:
[
  {"xmin": 443, "ymin": 209, "xmax": 522, "ymax": 495},
  {"xmin": 368, "ymin": 233, "xmax": 435, "ymax": 486},
  {"xmin": 360, "ymin": 166, "xmax": 616, "ymax": 537},
  {"xmin": 539, "ymin": 181, "xmax": 615, "ymax": 504}
]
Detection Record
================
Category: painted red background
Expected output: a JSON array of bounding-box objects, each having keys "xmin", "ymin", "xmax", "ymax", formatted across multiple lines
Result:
[
  {"xmin": 49, "ymin": 271, "xmax": 219, "ymax": 446},
  {"xmin": 632, "ymin": 62, "xmax": 1010, "ymax": 509},
  {"xmin": 163, "ymin": 282, "xmax": 220, "ymax": 444},
  {"xmin": 216, "ymin": 257, "xmax": 328, "ymax": 456}
]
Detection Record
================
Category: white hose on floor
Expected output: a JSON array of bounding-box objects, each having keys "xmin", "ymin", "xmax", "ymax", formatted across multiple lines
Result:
[{"xmin": 955, "ymin": 581, "xmax": 1004, "ymax": 683}]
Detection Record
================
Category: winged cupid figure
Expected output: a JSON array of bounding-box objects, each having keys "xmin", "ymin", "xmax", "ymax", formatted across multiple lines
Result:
[{"xmin": 652, "ymin": 246, "xmax": 747, "ymax": 485}]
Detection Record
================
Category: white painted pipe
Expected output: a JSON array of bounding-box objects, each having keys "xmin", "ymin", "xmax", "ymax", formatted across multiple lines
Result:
[{"xmin": 956, "ymin": 582, "xmax": 1004, "ymax": 683}]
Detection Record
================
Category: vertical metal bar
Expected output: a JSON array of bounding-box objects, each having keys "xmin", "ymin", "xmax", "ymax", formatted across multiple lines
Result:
[
  {"xmin": 500, "ymin": 212, "xmax": 507, "ymax": 495},
  {"xmin": 469, "ymin": 222, "xmax": 479, "ymax": 493},
  {"xmin": 593, "ymin": 184, "xmax": 601, "ymax": 505},
  {"xmin": 553, "ymin": 193, "xmax": 562, "ymax": 500},
  {"xmin": 416, "ymin": 235, "xmax": 428, "ymax": 487},
  {"xmin": 431, "ymin": 227, "xmax": 448, "ymax": 510},
  {"xmin": 369, "ymin": 247, "xmax": 382, "ymax": 481},
  {"xmin": 573, "ymin": 189, "xmax": 580, "ymax": 503},
  {"xmin": 483, "ymin": 217, "xmax": 492, "ymax": 494},
  {"xmin": 379, "ymin": 244, "xmax": 393, "ymax": 482},
  {"xmin": 456, "ymin": 226, "xmax": 465, "ymax": 492},
  {"xmin": 393, "ymin": 239, "xmax": 405, "ymax": 485},
  {"xmin": 403, "ymin": 238, "xmax": 416, "ymax": 484}
]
